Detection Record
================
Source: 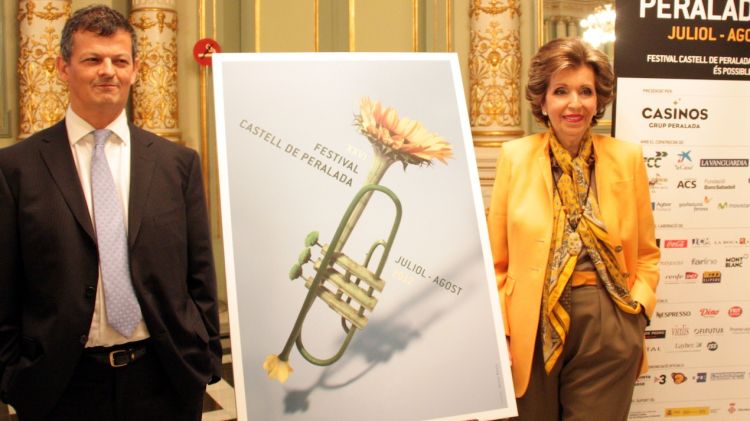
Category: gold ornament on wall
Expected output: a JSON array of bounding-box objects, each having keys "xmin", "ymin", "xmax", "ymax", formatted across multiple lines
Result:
[
  {"xmin": 17, "ymin": 0, "xmax": 71, "ymax": 139},
  {"xmin": 130, "ymin": 11, "xmax": 178, "ymax": 34},
  {"xmin": 132, "ymin": 37, "xmax": 179, "ymax": 131},
  {"xmin": 130, "ymin": 4, "xmax": 180, "ymax": 141},
  {"xmin": 470, "ymin": 0, "xmax": 520, "ymax": 18},
  {"xmin": 18, "ymin": 0, "xmax": 71, "ymax": 25},
  {"xmin": 469, "ymin": 19, "xmax": 521, "ymax": 128}
]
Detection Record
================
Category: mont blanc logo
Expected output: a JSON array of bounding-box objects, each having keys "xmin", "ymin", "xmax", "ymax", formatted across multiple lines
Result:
[{"xmin": 725, "ymin": 255, "xmax": 748, "ymax": 268}]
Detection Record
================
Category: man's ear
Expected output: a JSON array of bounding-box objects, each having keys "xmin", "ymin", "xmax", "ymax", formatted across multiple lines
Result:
[
  {"xmin": 56, "ymin": 56, "xmax": 69, "ymax": 82},
  {"xmin": 131, "ymin": 58, "xmax": 140, "ymax": 84}
]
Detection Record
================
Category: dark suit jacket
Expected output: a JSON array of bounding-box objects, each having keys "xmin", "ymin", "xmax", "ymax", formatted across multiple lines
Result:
[{"xmin": 0, "ymin": 120, "xmax": 222, "ymax": 419}]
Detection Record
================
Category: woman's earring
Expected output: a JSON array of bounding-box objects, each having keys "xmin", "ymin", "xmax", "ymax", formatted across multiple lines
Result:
[{"xmin": 542, "ymin": 110, "xmax": 548, "ymax": 116}]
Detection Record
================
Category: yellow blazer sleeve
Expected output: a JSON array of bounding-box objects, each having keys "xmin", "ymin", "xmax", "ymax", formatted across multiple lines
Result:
[
  {"xmin": 487, "ymin": 148, "xmax": 511, "ymax": 336},
  {"xmin": 629, "ymin": 146, "xmax": 660, "ymax": 319}
]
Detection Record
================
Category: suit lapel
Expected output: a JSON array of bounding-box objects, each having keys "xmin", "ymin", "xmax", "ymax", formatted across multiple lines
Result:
[
  {"xmin": 128, "ymin": 125, "xmax": 156, "ymax": 247},
  {"xmin": 39, "ymin": 120, "xmax": 96, "ymax": 242},
  {"xmin": 593, "ymin": 135, "xmax": 625, "ymax": 260},
  {"xmin": 536, "ymin": 131, "xmax": 554, "ymax": 203}
]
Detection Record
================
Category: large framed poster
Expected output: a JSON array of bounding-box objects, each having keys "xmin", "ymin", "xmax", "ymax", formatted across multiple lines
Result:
[
  {"xmin": 614, "ymin": 1, "xmax": 750, "ymax": 419},
  {"xmin": 213, "ymin": 53, "xmax": 516, "ymax": 421}
]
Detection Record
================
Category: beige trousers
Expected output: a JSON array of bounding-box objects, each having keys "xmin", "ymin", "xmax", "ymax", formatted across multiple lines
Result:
[{"xmin": 509, "ymin": 284, "xmax": 646, "ymax": 421}]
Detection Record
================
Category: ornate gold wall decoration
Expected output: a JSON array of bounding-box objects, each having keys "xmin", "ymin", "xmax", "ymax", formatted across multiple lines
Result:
[
  {"xmin": 470, "ymin": 0, "xmax": 520, "ymax": 18},
  {"xmin": 17, "ymin": 0, "xmax": 71, "ymax": 140},
  {"xmin": 469, "ymin": 20, "xmax": 520, "ymax": 128},
  {"xmin": 130, "ymin": 0, "xmax": 180, "ymax": 142},
  {"xmin": 18, "ymin": 0, "xmax": 70, "ymax": 25},
  {"xmin": 130, "ymin": 10, "xmax": 178, "ymax": 33},
  {"xmin": 468, "ymin": 0, "xmax": 522, "ymax": 138}
]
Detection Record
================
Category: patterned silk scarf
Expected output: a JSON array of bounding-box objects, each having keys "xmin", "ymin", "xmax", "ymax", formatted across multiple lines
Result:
[{"xmin": 541, "ymin": 130, "xmax": 642, "ymax": 373}]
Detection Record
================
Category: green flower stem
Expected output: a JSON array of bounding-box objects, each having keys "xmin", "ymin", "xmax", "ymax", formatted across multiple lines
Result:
[{"xmin": 333, "ymin": 147, "xmax": 395, "ymax": 253}]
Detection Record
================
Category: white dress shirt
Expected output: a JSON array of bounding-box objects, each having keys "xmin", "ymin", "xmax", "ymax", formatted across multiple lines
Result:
[{"xmin": 65, "ymin": 107, "xmax": 150, "ymax": 347}]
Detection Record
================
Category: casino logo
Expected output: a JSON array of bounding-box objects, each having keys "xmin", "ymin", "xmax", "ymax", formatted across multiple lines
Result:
[{"xmin": 702, "ymin": 271, "xmax": 722, "ymax": 284}]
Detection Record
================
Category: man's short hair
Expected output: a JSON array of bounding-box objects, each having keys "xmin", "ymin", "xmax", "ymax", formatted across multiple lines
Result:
[{"xmin": 60, "ymin": 4, "xmax": 137, "ymax": 62}]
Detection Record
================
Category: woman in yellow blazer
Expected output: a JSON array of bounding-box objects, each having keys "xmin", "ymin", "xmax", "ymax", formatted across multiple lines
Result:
[{"xmin": 488, "ymin": 38, "xmax": 660, "ymax": 421}]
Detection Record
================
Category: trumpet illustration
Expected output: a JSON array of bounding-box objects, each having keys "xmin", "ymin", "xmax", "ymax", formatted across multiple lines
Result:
[{"xmin": 263, "ymin": 97, "xmax": 453, "ymax": 383}]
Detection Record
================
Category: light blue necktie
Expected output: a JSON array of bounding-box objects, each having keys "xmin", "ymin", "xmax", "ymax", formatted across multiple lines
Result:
[{"xmin": 91, "ymin": 129, "xmax": 142, "ymax": 338}]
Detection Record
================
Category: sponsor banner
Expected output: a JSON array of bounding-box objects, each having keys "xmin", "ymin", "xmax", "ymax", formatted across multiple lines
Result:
[
  {"xmin": 616, "ymin": 2, "xmax": 750, "ymax": 419},
  {"xmin": 615, "ymin": 1, "xmax": 750, "ymax": 80},
  {"xmin": 213, "ymin": 53, "xmax": 515, "ymax": 420}
]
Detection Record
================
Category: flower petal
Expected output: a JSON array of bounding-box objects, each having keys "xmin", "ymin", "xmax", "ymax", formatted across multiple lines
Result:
[{"xmin": 263, "ymin": 354, "xmax": 294, "ymax": 383}]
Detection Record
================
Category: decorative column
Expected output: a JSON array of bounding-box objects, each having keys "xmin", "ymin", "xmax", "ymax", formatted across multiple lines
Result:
[
  {"xmin": 17, "ymin": 0, "xmax": 71, "ymax": 140},
  {"xmin": 468, "ymin": 0, "xmax": 522, "ymax": 205},
  {"xmin": 567, "ymin": 19, "xmax": 578, "ymax": 38},
  {"xmin": 555, "ymin": 17, "xmax": 567, "ymax": 38},
  {"xmin": 130, "ymin": 0, "xmax": 180, "ymax": 142}
]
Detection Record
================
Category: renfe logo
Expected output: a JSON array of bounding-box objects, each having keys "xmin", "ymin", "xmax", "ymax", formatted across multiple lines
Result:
[{"xmin": 664, "ymin": 239, "xmax": 688, "ymax": 248}]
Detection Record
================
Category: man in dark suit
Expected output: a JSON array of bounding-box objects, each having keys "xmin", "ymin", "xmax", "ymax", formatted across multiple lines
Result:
[{"xmin": 0, "ymin": 5, "xmax": 221, "ymax": 420}]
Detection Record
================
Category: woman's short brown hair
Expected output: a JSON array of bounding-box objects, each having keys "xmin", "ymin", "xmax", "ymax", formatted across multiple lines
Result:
[{"xmin": 526, "ymin": 37, "xmax": 614, "ymax": 127}]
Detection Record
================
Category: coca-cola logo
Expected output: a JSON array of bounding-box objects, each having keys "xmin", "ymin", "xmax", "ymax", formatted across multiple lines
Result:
[
  {"xmin": 728, "ymin": 306, "xmax": 743, "ymax": 318},
  {"xmin": 665, "ymin": 239, "xmax": 688, "ymax": 248},
  {"xmin": 700, "ymin": 308, "xmax": 719, "ymax": 317}
]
